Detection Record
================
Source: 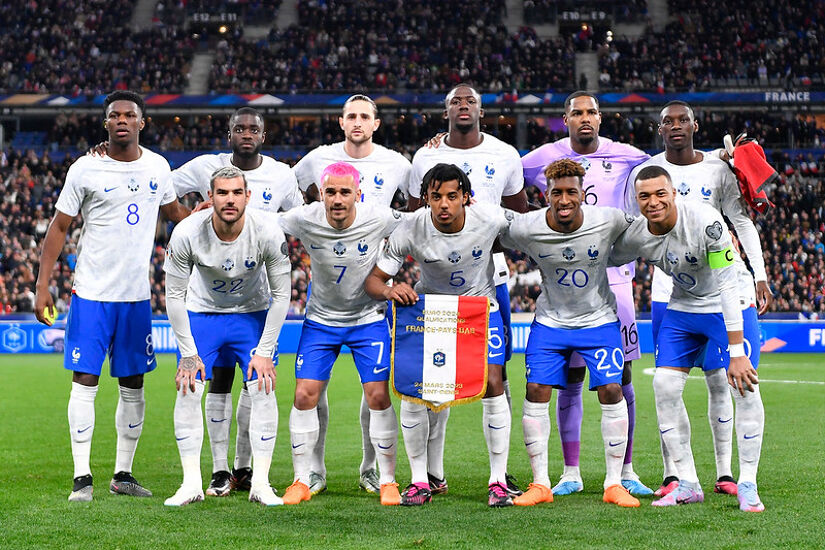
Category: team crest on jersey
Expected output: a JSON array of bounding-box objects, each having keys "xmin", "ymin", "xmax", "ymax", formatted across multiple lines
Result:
[
  {"xmin": 484, "ymin": 164, "xmax": 495, "ymax": 179},
  {"xmin": 281, "ymin": 241, "xmax": 288, "ymax": 256},
  {"xmin": 579, "ymin": 158, "xmax": 591, "ymax": 171},
  {"xmin": 433, "ymin": 351, "xmax": 446, "ymax": 367},
  {"xmin": 602, "ymin": 161, "xmax": 612, "ymax": 172},
  {"xmin": 262, "ymin": 188, "xmax": 273, "ymax": 204},
  {"xmin": 471, "ymin": 246, "xmax": 483, "ymax": 263},
  {"xmin": 296, "ymin": 355, "xmax": 304, "ymax": 371},
  {"xmin": 392, "ymin": 209, "xmax": 402, "ymax": 219},
  {"xmin": 128, "ymin": 178, "xmax": 139, "ymax": 192},
  {"xmin": 245, "ymin": 257, "xmax": 257, "ymax": 270},
  {"xmin": 461, "ymin": 162, "xmax": 472, "ymax": 175},
  {"xmin": 221, "ymin": 258, "xmax": 235, "ymax": 271},
  {"xmin": 701, "ymin": 186, "xmax": 712, "ymax": 199},
  {"xmin": 624, "ymin": 212, "xmax": 635, "ymax": 224},
  {"xmin": 149, "ymin": 178, "xmax": 158, "ymax": 194},
  {"xmin": 677, "ymin": 182, "xmax": 690, "ymax": 196},
  {"xmin": 685, "ymin": 251, "xmax": 698, "ymax": 265},
  {"xmin": 71, "ymin": 347, "xmax": 81, "ymax": 364},
  {"xmin": 448, "ymin": 251, "xmax": 461, "ymax": 264},
  {"xmin": 374, "ymin": 173, "xmax": 385, "ymax": 188},
  {"xmin": 587, "ymin": 245, "xmax": 599, "ymax": 260},
  {"xmin": 705, "ymin": 221, "xmax": 723, "ymax": 241},
  {"xmin": 666, "ymin": 251, "xmax": 679, "ymax": 265},
  {"xmin": 333, "ymin": 241, "xmax": 346, "ymax": 256},
  {"xmin": 504, "ymin": 210, "xmax": 515, "ymax": 222},
  {"xmin": 562, "ymin": 247, "xmax": 575, "ymax": 261},
  {"xmin": 358, "ymin": 240, "xmax": 369, "ymax": 255}
]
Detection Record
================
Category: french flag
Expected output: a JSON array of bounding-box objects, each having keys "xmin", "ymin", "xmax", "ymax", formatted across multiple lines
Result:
[{"xmin": 392, "ymin": 295, "xmax": 489, "ymax": 411}]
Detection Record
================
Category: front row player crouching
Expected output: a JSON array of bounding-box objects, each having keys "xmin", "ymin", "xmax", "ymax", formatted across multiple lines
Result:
[
  {"xmin": 365, "ymin": 163, "xmax": 514, "ymax": 507},
  {"xmin": 163, "ymin": 166, "xmax": 292, "ymax": 506},
  {"xmin": 610, "ymin": 166, "xmax": 764, "ymax": 511},
  {"xmin": 278, "ymin": 162, "xmax": 403, "ymax": 506},
  {"xmin": 500, "ymin": 159, "xmax": 640, "ymax": 507}
]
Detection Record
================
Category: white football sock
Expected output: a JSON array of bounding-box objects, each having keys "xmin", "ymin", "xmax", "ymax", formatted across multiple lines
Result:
[
  {"xmin": 426, "ymin": 408, "xmax": 450, "ymax": 480},
  {"xmin": 660, "ymin": 436, "xmax": 679, "ymax": 480},
  {"xmin": 247, "ymin": 383, "xmax": 279, "ymax": 489},
  {"xmin": 205, "ymin": 392, "xmax": 232, "ymax": 473},
  {"xmin": 522, "ymin": 399, "xmax": 551, "ymax": 487},
  {"xmin": 68, "ymin": 382, "xmax": 98, "ymax": 478},
  {"xmin": 400, "ymin": 400, "xmax": 429, "ymax": 485},
  {"xmin": 732, "ymin": 385, "xmax": 764, "ymax": 485},
  {"xmin": 359, "ymin": 393, "xmax": 377, "ymax": 475},
  {"xmin": 653, "ymin": 369, "xmax": 699, "ymax": 484},
  {"xmin": 312, "ymin": 382, "xmax": 329, "ymax": 476},
  {"xmin": 369, "ymin": 405, "xmax": 398, "ymax": 485},
  {"xmin": 115, "ymin": 385, "xmax": 145, "ymax": 474},
  {"xmin": 503, "ymin": 379, "xmax": 512, "ymax": 410},
  {"xmin": 601, "ymin": 399, "xmax": 628, "ymax": 489},
  {"xmin": 705, "ymin": 368, "xmax": 734, "ymax": 479},
  {"xmin": 173, "ymin": 381, "xmax": 205, "ymax": 488},
  {"xmin": 482, "ymin": 394, "xmax": 511, "ymax": 485},
  {"xmin": 289, "ymin": 406, "xmax": 319, "ymax": 486},
  {"xmin": 233, "ymin": 387, "xmax": 252, "ymax": 470}
]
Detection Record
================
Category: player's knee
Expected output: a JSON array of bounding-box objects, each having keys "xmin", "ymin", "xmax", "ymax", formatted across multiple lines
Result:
[
  {"xmin": 72, "ymin": 372, "xmax": 99, "ymax": 387},
  {"xmin": 209, "ymin": 367, "xmax": 235, "ymax": 393},
  {"xmin": 567, "ymin": 366, "xmax": 586, "ymax": 384},
  {"xmin": 485, "ymin": 365, "xmax": 504, "ymax": 396},
  {"xmin": 362, "ymin": 381, "xmax": 390, "ymax": 410},
  {"xmin": 293, "ymin": 380, "xmax": 322, "ymax": 410},
  {"xmin": 525, "ymin": 383, "xmax": 551, "ymax": 403},
  {"xmin": 118, "ymin": 374, "xmax": 143, "ymax": 389},
  {"xmin": 597, "ymin": 383, "xmax": 623, "ymax": 404}
]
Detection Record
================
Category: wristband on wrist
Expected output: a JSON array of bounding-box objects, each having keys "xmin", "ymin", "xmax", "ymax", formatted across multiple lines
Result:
[{"xmin": 728, "ymin": 343, "xmax": 746, "ymax": 358}]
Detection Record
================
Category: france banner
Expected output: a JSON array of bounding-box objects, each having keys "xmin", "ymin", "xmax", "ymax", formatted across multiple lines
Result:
[{"xmin": 391, "ymin": 294, "xmax": 490, "ymax": 412}]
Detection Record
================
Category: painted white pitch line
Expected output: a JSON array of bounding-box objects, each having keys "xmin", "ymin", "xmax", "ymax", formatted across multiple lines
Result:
[{"xmin": 642, "ymin": 367, "xmax": 825, "ymax": 385}]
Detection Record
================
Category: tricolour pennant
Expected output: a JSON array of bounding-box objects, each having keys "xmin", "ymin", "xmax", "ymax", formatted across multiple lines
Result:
[{"xmin": 391, "ymin": 294, "xmax": 489, "ymax": 411}]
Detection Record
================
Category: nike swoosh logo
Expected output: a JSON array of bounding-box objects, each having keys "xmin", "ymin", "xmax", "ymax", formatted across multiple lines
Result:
[
  {"xmin": 401, "ymin": 423, "xmax": 420, "ymax": 429},
  {"xmin": 717, "ymin": 417, "xmax": 732, "ymax": 423},
  {"xmin": 146, "ymin": 358, "xmax": 154, "ymax": 365},
  {"xmin": 525, "ymin": 441, "xmax": 536, "ymax": 446},
  {"xmin": 559, "ymin": 404, "xmax": 573, "ymax": 411},
  {"xmin": 377, "ymin": 443, "xmax": 393, "ymax": 449},
  {"xmin": 128, "ymin": 421, "xmax": 143, "ymax": 429},
  {"xmin": 487, "ymin": 424, "xmax": 505, "ymax": 430},
  {"xmin": 310, "ymin": 244, "xmax": 322, "ymax": 249},
  {"xmin": 291, "ymin": 443, "xmax": 304, "ymax": 448},
  {"xmin": 625, "ymin": 346, "xmax": 639, "ymax": 354},
  {"xmin": 373, "ymin": 366, "xmax": 389, "ymax": 375},
  {"xmin": 660, "ymin": 428, "xmax": 674, "ymax": 434},
  {"xmin": 261, "ymin": 435, "xmax": 276, "ymax": 441},
  {"xmin": 424, "ymin": 259, "xmax": 439, "ymax": 263},
  {"xmin": 210, "ymin": 418, "xmax": 227, "ymax": 423},
  {"xmin": 176, "ymin": 436, "xmax": 189, "ymax": 441},
  {"xmin": 489, "ymin": 352, "xmax": 503, "ymax": 358},
  {"xmin": 104, "ymin": 187, "xmax": 118, "ymax": 192},
  {"xmin": 605, "ymin": 372, "xmax": 621, "ymax": 377},
  {"xmin": 538, "ymin": 253, "xmax": 552, "ymax": 258},
  {"xmin": 743, "ymin": 433, "xmax": 760, "ymax": 440},
  {"xmin": 676, "ymin": 496, "xmax": 692, "ymax": 504},
  {"xmin": 77, "ymin": 426, "xmax": 92, "ymax": 434},
  {"xmin": 608, "ymin": 441, "xmax": 623, "ymax": 447}
]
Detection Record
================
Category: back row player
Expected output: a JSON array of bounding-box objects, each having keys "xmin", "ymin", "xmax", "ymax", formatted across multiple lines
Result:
[{"xmin": 292, "ymin": 95, "xmax": 412, "ymax": 495}]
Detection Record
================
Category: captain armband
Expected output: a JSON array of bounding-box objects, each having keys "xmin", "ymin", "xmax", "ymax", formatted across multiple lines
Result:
[{"xmin": 708, "ymin": 247, "xmax": 735, "ymax": 269}]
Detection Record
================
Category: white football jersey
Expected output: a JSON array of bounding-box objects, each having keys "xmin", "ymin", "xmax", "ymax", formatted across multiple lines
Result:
[
  {"xmin": 163, "ymin": 209, "xmax": 290, "ymax": 313},
  {"xmin": 377, "ymin": 203, "xmax": 509, "ymax": 309},
  {"xmin": 631, "ymin": 152, "xmax": 765, "ymax": 304},
  {"xmin": 612, "ymin": 202, "xmax": 739, "ymax": 316},
  {"xmin": 171, "ymin": 152, "xmax": 303, "ymax": 213},
  {"xmin": 55, "ymin": 147, "xmax": 175, "ymax": 301},
  {"xmin": 501, "ymin": 205, "xmax": 633, "ymax": 328},
  {"xmin": 408, "ymin": 132, "xmax": 523, "ymax": 205},
  {"xmin": 279, "ymin": 202, "xmax": 405, "ymax": 326},
  {"xmin": 293, "ymin": 142, "xmax": 411, "ymax": 205}
]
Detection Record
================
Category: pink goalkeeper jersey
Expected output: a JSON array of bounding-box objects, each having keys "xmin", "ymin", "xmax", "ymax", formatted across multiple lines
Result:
[{"xmin": 521, "ymin": 136, "xmax": 649, "ymax": 283}]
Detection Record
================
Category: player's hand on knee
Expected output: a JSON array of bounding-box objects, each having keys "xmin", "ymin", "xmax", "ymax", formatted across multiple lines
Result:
[
  {"xmin": 177, "ymin": 355, "xmax": 205, "ymax": 394},
  {"xmin": 248, "ymin": 355, "xmax": 276, "ymax": 394},
  {"xmin": 386, "ymin": 283, "xmax": 418, "ymax": 306},
  {"xmin": 727, "ymin": 356, "xmax": 758, "ymax": 396}
]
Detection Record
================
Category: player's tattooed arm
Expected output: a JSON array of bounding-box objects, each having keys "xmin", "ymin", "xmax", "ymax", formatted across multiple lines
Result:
[{"xmin": 176, "ymin": 355, "xmax": 205, "ymax": 395}]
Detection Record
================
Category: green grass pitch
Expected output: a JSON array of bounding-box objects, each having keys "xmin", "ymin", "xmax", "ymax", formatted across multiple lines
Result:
[{"xmin": 1, "ymin": 353, "xmax": 823, "ymax": 549}]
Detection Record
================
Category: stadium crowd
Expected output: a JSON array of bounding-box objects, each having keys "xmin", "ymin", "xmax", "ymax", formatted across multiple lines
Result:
[{"xmin": 1, "ymin": 135, "xmax": 823, "ymax": 317}]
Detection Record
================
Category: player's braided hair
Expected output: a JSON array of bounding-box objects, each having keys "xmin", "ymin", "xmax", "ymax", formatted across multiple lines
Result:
[
  {"xmin": 104, "ymin": 91, "xmax": 145, "ymax": 117},
  {"xmin": 420, "ymin": 163, "xmax": 472, "ymax": 206},
  {"xmin": 543, "ymin": 158, "xmax": 586, "ymax": 186}
]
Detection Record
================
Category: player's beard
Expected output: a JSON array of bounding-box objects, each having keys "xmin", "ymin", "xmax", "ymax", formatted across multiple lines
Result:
[
  {"xmin": 233, "ymin": 142, "xmax": 262, "ymax": 160},
  {"xmin": 452, "ymin": 119, "xmax": 476, "ymax": 134}
]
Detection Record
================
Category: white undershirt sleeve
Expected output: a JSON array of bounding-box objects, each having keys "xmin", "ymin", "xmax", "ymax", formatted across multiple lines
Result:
[
  {"xmin": 165, "ymin": 273, "xmax": 198, "ymax": 357},
  {"xmin": 254, "ymin": 270, "xmax": 291, "ymax": 358}
]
